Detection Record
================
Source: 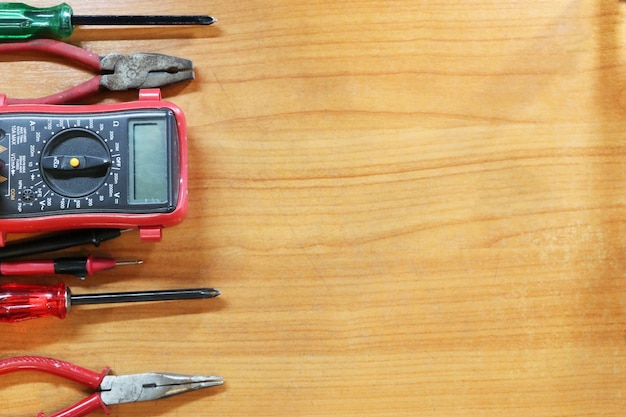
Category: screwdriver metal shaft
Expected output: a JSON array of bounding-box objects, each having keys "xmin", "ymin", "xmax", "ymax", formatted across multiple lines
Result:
[
  {"xmin": 70, "ymin": 287, "xmax": 221, "ymax": 305},
  {"xmin": 71, "ymin": 15, "xmax": 216, "ymax": 26}
]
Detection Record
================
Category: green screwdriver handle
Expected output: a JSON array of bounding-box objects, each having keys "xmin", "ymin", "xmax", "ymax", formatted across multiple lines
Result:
[{"xmin": 0, "ymin": 2, "xmax": 73, "ymax": 40}]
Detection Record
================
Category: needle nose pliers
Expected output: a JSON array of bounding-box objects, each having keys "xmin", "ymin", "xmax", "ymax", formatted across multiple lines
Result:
[
  {"xmin": 0, "ymin": 39, "xmax": 194, "ymax": 104},
  {"xmin": 0, "ymin": 355, "xmax": 223, "ymax": 417}
]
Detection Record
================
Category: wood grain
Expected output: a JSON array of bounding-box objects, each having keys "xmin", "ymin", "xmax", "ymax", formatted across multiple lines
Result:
[{"xmin": 1, "ymin": 0, "xmax": 626, "ymax": 415}]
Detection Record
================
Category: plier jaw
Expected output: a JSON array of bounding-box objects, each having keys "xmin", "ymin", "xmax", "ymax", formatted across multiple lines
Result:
[
  {"xmin": 99, "ymin": 372, "xmax": 224, "ymax": 405},
  {"xmin": 100, "ymin": 53, "xmax": 195, "ymax": 91}
]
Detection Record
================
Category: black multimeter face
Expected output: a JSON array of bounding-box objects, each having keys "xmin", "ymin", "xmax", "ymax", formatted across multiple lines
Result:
[{"xmin": 0, "ymin": 109, "xmax": 180, "ymax": 218}]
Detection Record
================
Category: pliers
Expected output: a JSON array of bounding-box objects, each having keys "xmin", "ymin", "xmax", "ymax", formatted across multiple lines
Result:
[
  {"xmin": 0, "ymin": 39, "xmax": 194, "ymax": 105},
  {"xmin": 0, "ymin": 355, "xmax": 223, "ymax": 417}
]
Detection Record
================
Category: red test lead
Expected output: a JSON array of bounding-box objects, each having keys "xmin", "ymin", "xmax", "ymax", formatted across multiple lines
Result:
[{"xmin": 0, "ymin": 256, "xmax": 142, "ymax": 279}]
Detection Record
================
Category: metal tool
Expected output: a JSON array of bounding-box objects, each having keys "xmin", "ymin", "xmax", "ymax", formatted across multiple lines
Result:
[
  {"xmin": 0, "ymin": 2, "xmax": 216, "ymax": 40},
  {"xmin": 0, "ymin": 39, "xmax": 194, "ymax": 104},
  {"xmin": 0, "ymin": 282, "xmax": 221, "ymax": 322},
  {"xmin": 0, "ymin": 356, "xmax": 223, "ymax": 417},
  {"xmin": 0, "ymin": 255, "xmax": 142, "ymax": 278}
]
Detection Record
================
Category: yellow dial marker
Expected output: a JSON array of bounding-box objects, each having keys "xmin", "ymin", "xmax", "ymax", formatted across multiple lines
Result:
[{"xmin": 69, "ymin": 157, "xmax": 80, "ymax": 168}]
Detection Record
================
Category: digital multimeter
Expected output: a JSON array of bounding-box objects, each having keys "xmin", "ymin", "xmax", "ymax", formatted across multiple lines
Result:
[{"xmin": 0, "ymin": 89, "xmax": 187, "ymax": 245}]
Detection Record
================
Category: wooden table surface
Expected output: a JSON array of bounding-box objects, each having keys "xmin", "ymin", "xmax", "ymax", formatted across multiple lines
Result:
[{"xmin": 2, "ymin": 0, "xmax": 626, "ymax": 415}]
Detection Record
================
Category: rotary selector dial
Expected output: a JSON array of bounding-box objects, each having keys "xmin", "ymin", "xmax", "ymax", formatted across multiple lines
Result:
[{"xmin": 40, "ymin": 128, "xmax": 111, "ymax": 198}]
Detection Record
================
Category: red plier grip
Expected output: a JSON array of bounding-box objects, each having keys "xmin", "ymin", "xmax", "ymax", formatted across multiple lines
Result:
[
  {"xmin": 0, "ymin": 39, "xmax": 102, "ymax": 105},
  {"xmin": 0, "ymin": 355, "xmax": 111, "ymax": 417}
]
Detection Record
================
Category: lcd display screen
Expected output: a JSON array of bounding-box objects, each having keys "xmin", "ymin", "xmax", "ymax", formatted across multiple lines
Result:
[{"xmin": 128, "ymin": 119, "xmax": 168, "ymax": 203}]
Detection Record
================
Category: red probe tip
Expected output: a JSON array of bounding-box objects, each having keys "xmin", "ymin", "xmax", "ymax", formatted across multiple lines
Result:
[{"xmin": 86, "ymin": 257, "xmax": 143, "ymax": 275}]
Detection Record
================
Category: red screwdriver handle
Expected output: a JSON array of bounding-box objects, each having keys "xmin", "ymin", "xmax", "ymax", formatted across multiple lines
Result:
[
  {"xmin": 0, "ymin": 356, "xmax": 110, "ymax": 417},
  {"xmin": 0, "ymin": 282, "xmax": 69, "ymax": 322}
]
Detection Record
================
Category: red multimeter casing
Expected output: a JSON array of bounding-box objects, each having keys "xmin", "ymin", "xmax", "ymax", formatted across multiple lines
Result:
[{"xmin": 0, "ymin": 89, "xmax": 188, "ymax": 245}]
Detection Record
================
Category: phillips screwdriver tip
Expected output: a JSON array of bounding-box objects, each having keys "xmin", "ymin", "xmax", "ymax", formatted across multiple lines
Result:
[
  {"xmin": 197, "ymin": 16, "xmax": 217, "ymax": 25},
  {"xmin": 200, "ymin": 288, "xmax": 221, "ymax": 298}
]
